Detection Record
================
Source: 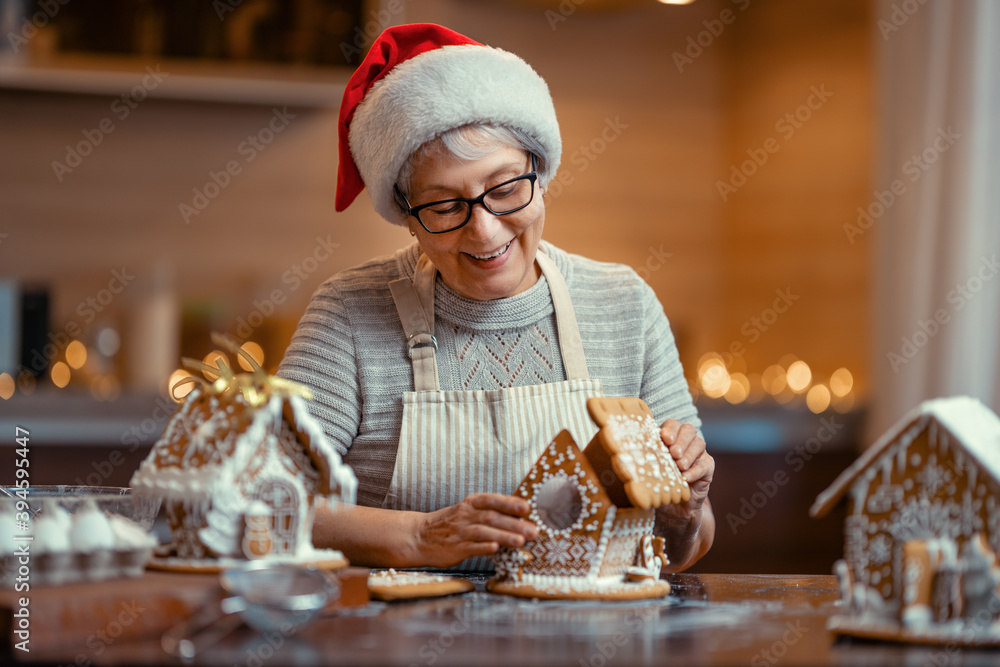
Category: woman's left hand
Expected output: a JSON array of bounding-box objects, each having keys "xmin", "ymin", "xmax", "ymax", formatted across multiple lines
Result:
[
  {"xmin": 660, "ymin": 420, "xmax": 713, "ymax": 515},
  {"xmin": 657, "ymin": 419, "xmax": 715, "ymax": 571}
]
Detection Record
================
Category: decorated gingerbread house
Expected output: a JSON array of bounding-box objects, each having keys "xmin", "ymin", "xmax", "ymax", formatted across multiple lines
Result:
[
  {"xmin": 131, "ymin": 341, "xmax": 356, "ymax": 566},
  {"xmin": 811, "ymin": 396, "xmax": 1000, "ymax": 645},
  {"xmin": 488, "ymin": 397, "xmax": 690, "ymax": 600}
]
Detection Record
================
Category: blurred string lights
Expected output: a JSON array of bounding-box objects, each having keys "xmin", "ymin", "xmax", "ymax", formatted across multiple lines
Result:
[
  {"xmin": 0, "ymin": 334, "xmax": 268, "ymax": 404},
  {"xmin": 167, "ymin": 341, "xmax": 266, "ymax": 402},
  {"xmin": 692, "ymin": 352, "xmax": 856, "ymax": 414},
  {"xmin": 0, "ymin": 326, "xmax": 122, "ymax": 401}
]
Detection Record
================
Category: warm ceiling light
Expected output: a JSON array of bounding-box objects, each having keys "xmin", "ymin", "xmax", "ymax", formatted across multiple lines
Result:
[{"xmin": 657, "ymin": 0, "xmax": 696, "ymax": 4}]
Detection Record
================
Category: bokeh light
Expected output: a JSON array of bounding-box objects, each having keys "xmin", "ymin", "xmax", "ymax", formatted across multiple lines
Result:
[
  {"xmin": 786, "ymin": 360, "xmax": 812, "ymax": 393},
  {"xmin": 762, "ymin": 364, "xmax": 787, "ymax": 395},
  {"xmin": 806, "ymin": 384, "xmax": 831, "ymax": 413},
  {"xmin": 169, "ymin": 370, "xmax": 195, "ymax": 402},
  {"xmin": 724, "ymin": 372, "xmax": 750, "ymax": 404},
  {"xmin": 51, "ymin": 361, "xmax": 71, "ymax": 388},
  {"xmin": 0, "ymin": 373, "xmax": 14, "ymax": 400},
  {"xmin": 699, "ymin": 357, "xmax": 730, "ymax": 399},
  {"xmin": 238, "ymin": 341, "xmax": 265, "ymax": 371},
  {"xmin": 91, "ymin": 375, "xmax": 121, "ymax": 401},
  {"xmin": 202, "ymin": 351, "xmax": 229, "ymax": 381},
  {"xmin": 830, "ymin": 368, "xmax": 854, "ymax": 397},
  {"xmin": 96, "ymin": 327, "xmax": 121, "ymax": 356},
  {"xmin": 66, "ymin": 340, "xmax": 87, "ymax": 369}
]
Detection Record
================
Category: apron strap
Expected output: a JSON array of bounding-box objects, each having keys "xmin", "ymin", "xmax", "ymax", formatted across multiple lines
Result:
[
  {"xmin": 388, "ymin": 254, "xmax": 440, "ymax": 392},
  {"xmin": 534, "ymin": 251, "xmax": 589, "ymax": 381},
  {"xmin": 390, "ymin": 247, "xmax": 590, "ymax": 391}
]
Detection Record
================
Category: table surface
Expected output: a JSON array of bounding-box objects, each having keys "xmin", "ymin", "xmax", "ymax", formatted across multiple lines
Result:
[{"xmin": 12, "ymin": 572, "xmax": 1000, "ymax": 667}]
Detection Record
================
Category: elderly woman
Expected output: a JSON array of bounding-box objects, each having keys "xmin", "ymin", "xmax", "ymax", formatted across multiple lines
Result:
[{"xmin": 279, "ymin": 23, "xmax": 714, "ymax": 571}]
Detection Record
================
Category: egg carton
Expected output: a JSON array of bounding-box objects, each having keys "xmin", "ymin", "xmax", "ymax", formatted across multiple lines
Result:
[{"xmin": 2, "ymin": 545, "xmax": 153, "ymax": 588}]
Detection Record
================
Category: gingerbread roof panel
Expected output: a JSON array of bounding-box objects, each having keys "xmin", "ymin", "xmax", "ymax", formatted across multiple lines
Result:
[
  {"xmin": 587, "ymin": 397, "xmax": 690, "ymax": 510},
  {"xmin": 810, "ymin": 395, "xmax": 1000, "ymax": 518}
]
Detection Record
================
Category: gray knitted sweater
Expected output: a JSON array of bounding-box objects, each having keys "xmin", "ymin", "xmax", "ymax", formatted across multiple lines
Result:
[{"xmin": 277, "ymin": 241, "xmax": 700, "ymax": 507}]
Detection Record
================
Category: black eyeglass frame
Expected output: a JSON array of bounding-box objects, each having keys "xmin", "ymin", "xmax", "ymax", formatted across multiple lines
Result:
[{"xmin": 395, "ymin": 154, "xmax": 538, "ymax": 234}]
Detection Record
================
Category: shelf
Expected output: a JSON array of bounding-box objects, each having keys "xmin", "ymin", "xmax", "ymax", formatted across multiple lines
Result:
[{"xmin": 0, "ymin": 53, "xmax": 349, "ymax": 107}]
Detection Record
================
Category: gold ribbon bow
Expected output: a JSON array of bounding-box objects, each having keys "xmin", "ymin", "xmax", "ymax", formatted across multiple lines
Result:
[{"xmin": 171, "ymin": 333, "xmax": 313, "ymax": 407}]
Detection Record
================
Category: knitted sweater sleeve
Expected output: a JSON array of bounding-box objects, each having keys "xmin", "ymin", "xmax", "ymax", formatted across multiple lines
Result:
[
  {"xmin": 637, "ymin": 280, "xmax": 702, "ymax": 435},
  {"xmin": 277, "ymin": 281, "xmax": 361, "ymax": 457}
]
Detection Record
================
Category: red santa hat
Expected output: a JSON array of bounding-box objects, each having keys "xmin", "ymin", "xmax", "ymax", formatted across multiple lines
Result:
[{"xmin": 336, "ymin": 23, "xmax": 562, "ymax": 225}]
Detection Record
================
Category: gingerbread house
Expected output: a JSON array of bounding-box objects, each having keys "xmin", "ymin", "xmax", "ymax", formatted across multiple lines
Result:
[
  {"xmin": 810, "ymin": 396, "xmax": 1000, "ymax": 645},
  {"xmin": 488, "ymin": 397, "xmax": 690, "ymax": 600},
  {"xmin": 131, "ymin": 353, "xmax": 356, "ymax": 566}
]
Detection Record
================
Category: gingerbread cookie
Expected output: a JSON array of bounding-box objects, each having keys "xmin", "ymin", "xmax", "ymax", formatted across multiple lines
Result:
[
  {"xmin": 368, "ymin": 569, "xmax": 475, "ymax": 601},
  {"xmin": 586, "ymin": 397, "xmax": 690, "ymax": 510}
]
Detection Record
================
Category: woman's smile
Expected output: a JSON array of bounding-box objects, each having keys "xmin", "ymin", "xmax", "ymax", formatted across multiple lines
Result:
[{"xmin": 408, "ymin": 146, "xmax": 544, "ymax": 301}]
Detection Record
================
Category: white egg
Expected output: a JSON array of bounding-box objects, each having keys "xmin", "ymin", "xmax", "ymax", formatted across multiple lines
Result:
[
  {"xmin": 69, "ymin": 500, "xmax": 116, "ymax": 552},
  {"xmin": 108, "ymin": 515, "xmax": 155, "ymax": 549},
  {"xmin": 33, "ymin": 514, "xmax": 71, "ymax": 554}
]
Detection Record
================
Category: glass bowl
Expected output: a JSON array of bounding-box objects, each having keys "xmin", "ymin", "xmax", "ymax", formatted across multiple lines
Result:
[{"xmin": 1, "ymin": 485, "xmax": 161, "ymax": 532}]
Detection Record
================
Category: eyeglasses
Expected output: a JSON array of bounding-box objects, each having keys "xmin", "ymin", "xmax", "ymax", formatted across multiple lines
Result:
[{"xmin": 395, "ymin": 155, "xmax": 538, "ymax": 234}]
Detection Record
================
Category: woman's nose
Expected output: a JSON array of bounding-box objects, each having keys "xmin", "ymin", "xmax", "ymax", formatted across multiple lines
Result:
[{"xmin": 465, "ymin": 203, "xmax": 503, "ymax": 239}]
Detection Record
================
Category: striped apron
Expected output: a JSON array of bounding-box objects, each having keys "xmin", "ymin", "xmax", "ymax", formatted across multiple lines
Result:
[{"xmin": 385, "ymin": 249, "xmax": 603, "ymax": 570}]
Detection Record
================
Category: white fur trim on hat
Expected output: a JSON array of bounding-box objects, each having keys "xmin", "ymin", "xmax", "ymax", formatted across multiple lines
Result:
[{"xmin": 348, "ymin": 44, "xmax": 561, "ymax": 226}]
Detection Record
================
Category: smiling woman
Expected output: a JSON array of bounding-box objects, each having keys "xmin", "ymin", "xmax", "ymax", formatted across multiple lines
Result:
[{"xmin": 277, "ymin": 23, "xmax": 715, "ymax": 572}]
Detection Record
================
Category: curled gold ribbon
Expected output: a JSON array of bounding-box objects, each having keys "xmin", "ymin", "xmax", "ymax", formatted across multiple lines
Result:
[{"xmin": 171, "ymin": 333, "xmax": 313, "ymax": 406}]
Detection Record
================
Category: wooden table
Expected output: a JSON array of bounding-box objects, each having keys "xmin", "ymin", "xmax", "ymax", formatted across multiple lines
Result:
[{"xmin": 6, "ymin": 572, "xmax": 1000, "ymax": 666}]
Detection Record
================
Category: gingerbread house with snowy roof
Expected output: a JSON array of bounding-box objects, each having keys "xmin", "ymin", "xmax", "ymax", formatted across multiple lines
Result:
[
  {"xmin": 488, "ymin": 397, "xmax": 690, "ymax": 600},
  {"xmin": 131, "ymin": 349, "xmax": 356, "ymax": 567},
  {"xmin": 811, "ymin": 396, "xmax": 1000, "ymax": 645}
]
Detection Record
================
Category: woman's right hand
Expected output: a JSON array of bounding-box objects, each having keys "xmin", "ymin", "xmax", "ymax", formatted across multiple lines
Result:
[{"xmin": 409, "ymin": 493, "xmax": 539, "ymax": 568}]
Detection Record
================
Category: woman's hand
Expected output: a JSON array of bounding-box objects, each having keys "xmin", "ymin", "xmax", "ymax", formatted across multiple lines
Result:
[
  {"xmin": 657, "ymin": 419, "xmax": 715, "ymax": 571},
  {"xmin": 661, "ymin": 420, "xmax": 713, "ymax": 514},
  {"xmin": 410, "ymin": 493, "xmax": 539, "ymax": 568}
]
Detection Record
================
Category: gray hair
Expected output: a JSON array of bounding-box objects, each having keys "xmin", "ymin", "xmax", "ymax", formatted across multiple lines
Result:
[{"xmin": 394, "ymin": 124, "xmax": 548, "ymax": 212}]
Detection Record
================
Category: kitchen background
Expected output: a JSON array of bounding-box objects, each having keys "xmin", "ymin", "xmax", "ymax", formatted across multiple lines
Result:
[{"xmin": 1, "ymin": 0, "xmax": 997, "ymax": 574}]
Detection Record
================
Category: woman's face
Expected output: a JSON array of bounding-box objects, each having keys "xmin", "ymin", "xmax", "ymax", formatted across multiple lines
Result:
[{"xmin": 406, "ymin": 144, "xmax": 544, "ymax": 301}]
